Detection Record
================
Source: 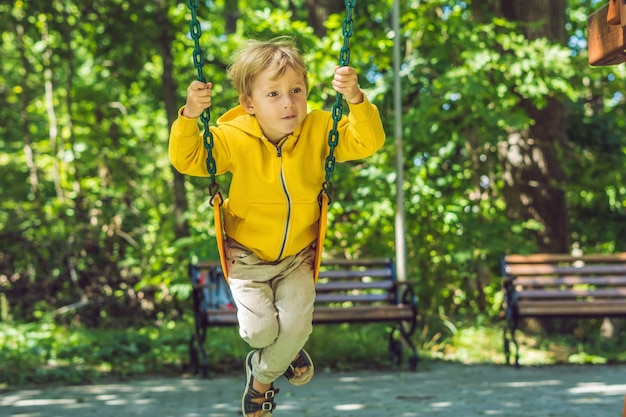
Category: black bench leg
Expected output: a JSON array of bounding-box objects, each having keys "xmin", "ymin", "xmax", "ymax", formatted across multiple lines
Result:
[
  {"xmin": 503, "ymin": 328, "xmax": 510, "ymax": 365},
  {"xmin": 511, "ymin": 326, "xmax": 520, "ymax": 368},
  {"xmin": 198, "ymin": 329, "xmax": 209, "ymax": 378},
  {"xmin": 189, "ymin": 319, "xmax": 210, "ymax": 378},
  {"xmin": 189, "ymin": 332, "xmax": 209, "ymax": 378},
  {"xmin": 388, "ymin": 331, "xmax": 403, "ymax": 366},
  {"xmin": 189, "ymin": 335, "xmax": 199, "ymax": 374},
  {"xmin": 503, "ymin": 329, "xmax": 520, "ymax": 367},
  {"xmin": 503, "ymin": 316, "xmax": 520, "ymax": 367},
  {"xmin": 389, "ymin": 324, "xmax": 419, "ymax": 370}
]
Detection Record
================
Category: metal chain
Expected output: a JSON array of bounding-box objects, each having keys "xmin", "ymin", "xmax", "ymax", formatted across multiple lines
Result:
[
  {"xmin": 186, "ymin": 0, "xmax": 221, "ymax": 204},
  {"xmin": 321, "ymin": 0, "xmax": 357, "ymax": 204}
]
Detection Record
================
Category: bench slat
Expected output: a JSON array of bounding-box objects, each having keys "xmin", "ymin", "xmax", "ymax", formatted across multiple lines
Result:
[
  {"xmin": 204, "ymin": 305, "xmax": 416, "ymax": 325},
  {"xmin": 314, "ymin": 294, "xmax": 392, "ymax": 304},
  {"xmin": 312, "ymin": 305, "xmax": 415, "ymax": 323},
  {"xmin": 315, "ymin": 281, "xmax": 394, "ymax": 292},
  {"xmin": 204, "ymin": 310, "xmax": 238, "ymax": 326},
  {"xmin": 504, "ymin": 253, "xmax": 626, "ymax": 264},
  {"xmin": 318, "ymin": 268, "xmax": 393, "ymax": 280},
  {"xmin": 509, "ymin": 276, "xmax": 626, "ymax": 287},
  {"xmin": 195, "ymin": 281, "xmax": 395, "ymax": 293},
  {"xmin": 196, "ymin": 259, "xmax": 395, "ymax": 275},
  {"xmin": 505, "ymin": 264, "xmax": 626, "ymax": 276},
  {"xmin": 516, "ymin": 288, "xmax": 626, "ymax": 299},
  {"xmin": 518, "ymin": 300, "xmax": 626, "ymax": 316}
]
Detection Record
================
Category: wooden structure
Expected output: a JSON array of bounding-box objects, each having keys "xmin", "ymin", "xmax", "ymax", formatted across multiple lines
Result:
[
  {"xmin": 188, "ymin": 258, "xmax": 419, "ymax": 377},
  {"xmin": 501, "ymin": 253, "xmax": 626, "ymax": 366},
  {"xmin": 588, "ymin": 0, "xmax": 626, "ymax": 66}
]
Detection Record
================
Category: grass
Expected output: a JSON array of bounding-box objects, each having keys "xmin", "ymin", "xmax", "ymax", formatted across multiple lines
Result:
[
  {"xmin": 420, "ymin": 317, "xmax": 626, "ymax": 366},
  {"xmin": 1, "ymin": 318, "xmax": 625, "ymax": 388}
]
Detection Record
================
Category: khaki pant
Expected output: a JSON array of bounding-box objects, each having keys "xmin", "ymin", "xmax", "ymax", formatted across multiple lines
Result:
[{"xmin": 225, "ymin": 238, "xmax": 316, "ymax": 384}]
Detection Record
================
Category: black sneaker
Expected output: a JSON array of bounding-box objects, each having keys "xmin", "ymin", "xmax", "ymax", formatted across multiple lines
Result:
[{"xmin": 241, "ymin": 350, "xmax": 279, "ymax": 417}]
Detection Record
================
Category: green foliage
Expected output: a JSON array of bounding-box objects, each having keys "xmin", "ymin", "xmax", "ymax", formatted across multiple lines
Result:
[
  {"xmin": 3, "ymin": 318, "xmax": 625, "ymax": 386},
  {"xmin": 306, "ymin": 323, "xmax": 394, "ymax": 370},
  {"xmin": 0, "ymin": 320, "xmax": 189, "ymax": 385},
  {"xmin": 420, "ymin": 315, "xmax": 626, "ymax": 366}
]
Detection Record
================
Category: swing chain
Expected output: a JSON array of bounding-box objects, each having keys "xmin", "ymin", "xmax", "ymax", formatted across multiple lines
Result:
[
  {"xmin": 187, "ymin": 0, "xmax": 221, "ymax": 206},
  {"xmin": 320, "ymin": 0, "xmax": 357, "ymax": 204}
]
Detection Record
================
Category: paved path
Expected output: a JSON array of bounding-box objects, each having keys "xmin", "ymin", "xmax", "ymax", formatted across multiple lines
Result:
[{"xmin": 2, "ymin": 362, "xmax": 626, "ymax": 417}]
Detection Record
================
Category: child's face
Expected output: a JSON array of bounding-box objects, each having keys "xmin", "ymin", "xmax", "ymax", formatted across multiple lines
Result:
[{"xmin": 241, "ymin": 63, "xmax": 308, "ymax": 143}]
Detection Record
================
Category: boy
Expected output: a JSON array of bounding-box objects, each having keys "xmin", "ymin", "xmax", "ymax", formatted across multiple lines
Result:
[{"xmin": 169, "ymin": 38, "xmax": 385, "ymax": 417}]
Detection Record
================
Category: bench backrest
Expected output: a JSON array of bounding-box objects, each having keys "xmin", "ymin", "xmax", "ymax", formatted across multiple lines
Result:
[
  {"xmin": 316, "ymin": 258, "xmax": 398, "ymax": 305},
  {"xmin": 191, "ymin": 258, "xmax": 398, "ymax": 310},
  {"xmin": 502, "ymin": 253, "xmax": 626, "ymax": 286},
  {"xmin": 501, "ymin": 253, "xmax": 626, "ymax": 316}
]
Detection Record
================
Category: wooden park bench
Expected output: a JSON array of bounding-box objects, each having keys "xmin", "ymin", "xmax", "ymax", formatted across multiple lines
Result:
[
  {"xmin": 188, "ymin": 258, "xmax": 419, "ymax": 377},
  {"xmin": 501, "ymin": 253, "xmax": 626, "ymax": 366}
]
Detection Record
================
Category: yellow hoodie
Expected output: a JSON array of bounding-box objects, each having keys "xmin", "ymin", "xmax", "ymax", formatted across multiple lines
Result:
[{"xmin": 169, "ymin": 96, "xmax": 385, "ymax": 262}]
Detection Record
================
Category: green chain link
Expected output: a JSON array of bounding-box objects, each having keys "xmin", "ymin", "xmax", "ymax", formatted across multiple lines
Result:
[
  {"xmin": 186, "ymin": 0, "xmax": 221, "ymax": 204},
  {"xmin": 321, "ymin": 0, "xmax": 357, "ymax": 204}
]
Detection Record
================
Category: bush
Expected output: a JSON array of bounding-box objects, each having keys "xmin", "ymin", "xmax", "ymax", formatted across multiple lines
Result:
[
  {"xmin": 2, "ymin": 317, "xmax": 625, "ymax": 387},
  {"xmin": 0, "ymin": 320, "xmax": 189, "ymax": 385}
]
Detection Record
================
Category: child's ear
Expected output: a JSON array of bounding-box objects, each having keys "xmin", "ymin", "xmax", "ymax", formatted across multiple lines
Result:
[{"xmin": 240, "ymin": 96, "xmax": 255, "ymax": 114}]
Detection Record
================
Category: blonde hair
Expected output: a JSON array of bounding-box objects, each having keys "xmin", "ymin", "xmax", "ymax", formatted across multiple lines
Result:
[{"xmin": 227, "ymin": 37, "xmax": 308, "ymax": 98}]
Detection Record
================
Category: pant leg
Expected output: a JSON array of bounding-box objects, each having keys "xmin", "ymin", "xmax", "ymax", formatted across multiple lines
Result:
[
  {"xmin": 225, "ymin": 239, "xmax": 316, "ymax": 384},
  {"xmin": 225, "ymin": 239, "xmax": 282, "ymax": 350},
  {"xmin": 253, "ymin": 249, "xmax": 316, "ymax": 382}
]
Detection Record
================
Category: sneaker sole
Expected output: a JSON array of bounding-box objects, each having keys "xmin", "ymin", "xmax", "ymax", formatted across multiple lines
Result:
[{"xmin": 242, "ymin": 351, "xmax": 255, "ymax": 417}]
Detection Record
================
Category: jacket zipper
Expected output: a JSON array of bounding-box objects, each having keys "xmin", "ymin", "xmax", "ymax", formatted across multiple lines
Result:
[{"xmin": 275, "ymin": 142, "xmax": 291, "ymax": 261}]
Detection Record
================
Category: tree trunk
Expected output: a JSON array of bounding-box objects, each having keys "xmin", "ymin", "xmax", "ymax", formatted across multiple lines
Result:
[
  {"xmin": 304, "ymin": 0, "xmax": 344, "ymax": 37},
  {"xmin": 15, "ymin": 17, "xmax": 41, "ymax": 207},
  {"xmin": 224, "ymin": 0, "xmax": 238, "ymax": 34},
  {"xmin": 60, "ymin": 7, "xmax": 89, "ymax": 226},
  {"xmin": 156, "ymin": 0, "xmax": 190, "ymax": 240},
  {"xmin": 490, "ymin": 0, "xmax": 570, "ymax": 253}
]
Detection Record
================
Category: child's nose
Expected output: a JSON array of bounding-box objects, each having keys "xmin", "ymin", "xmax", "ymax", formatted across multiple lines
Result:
[{"xmin": 283, "ymin": 96, "xmax": 295, "ymax": 108}]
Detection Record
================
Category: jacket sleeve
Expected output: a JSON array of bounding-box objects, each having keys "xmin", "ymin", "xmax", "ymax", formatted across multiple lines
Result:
[
  {"xmin": 333, "ymin": 93, "xmax": 386, "ymax": 162},
  {"xmin": 168, "ymin": 107, "xmax": 231, "ymax": 177}
]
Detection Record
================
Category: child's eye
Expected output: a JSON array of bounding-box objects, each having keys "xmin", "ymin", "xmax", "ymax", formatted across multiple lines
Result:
[
  {"xmin": 268, "ymin": 92, "xmax": 278, "ymax": 97},
  {"xmin": 292, "ymin": 87, "xmax": 302, "ymax": 94}
]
